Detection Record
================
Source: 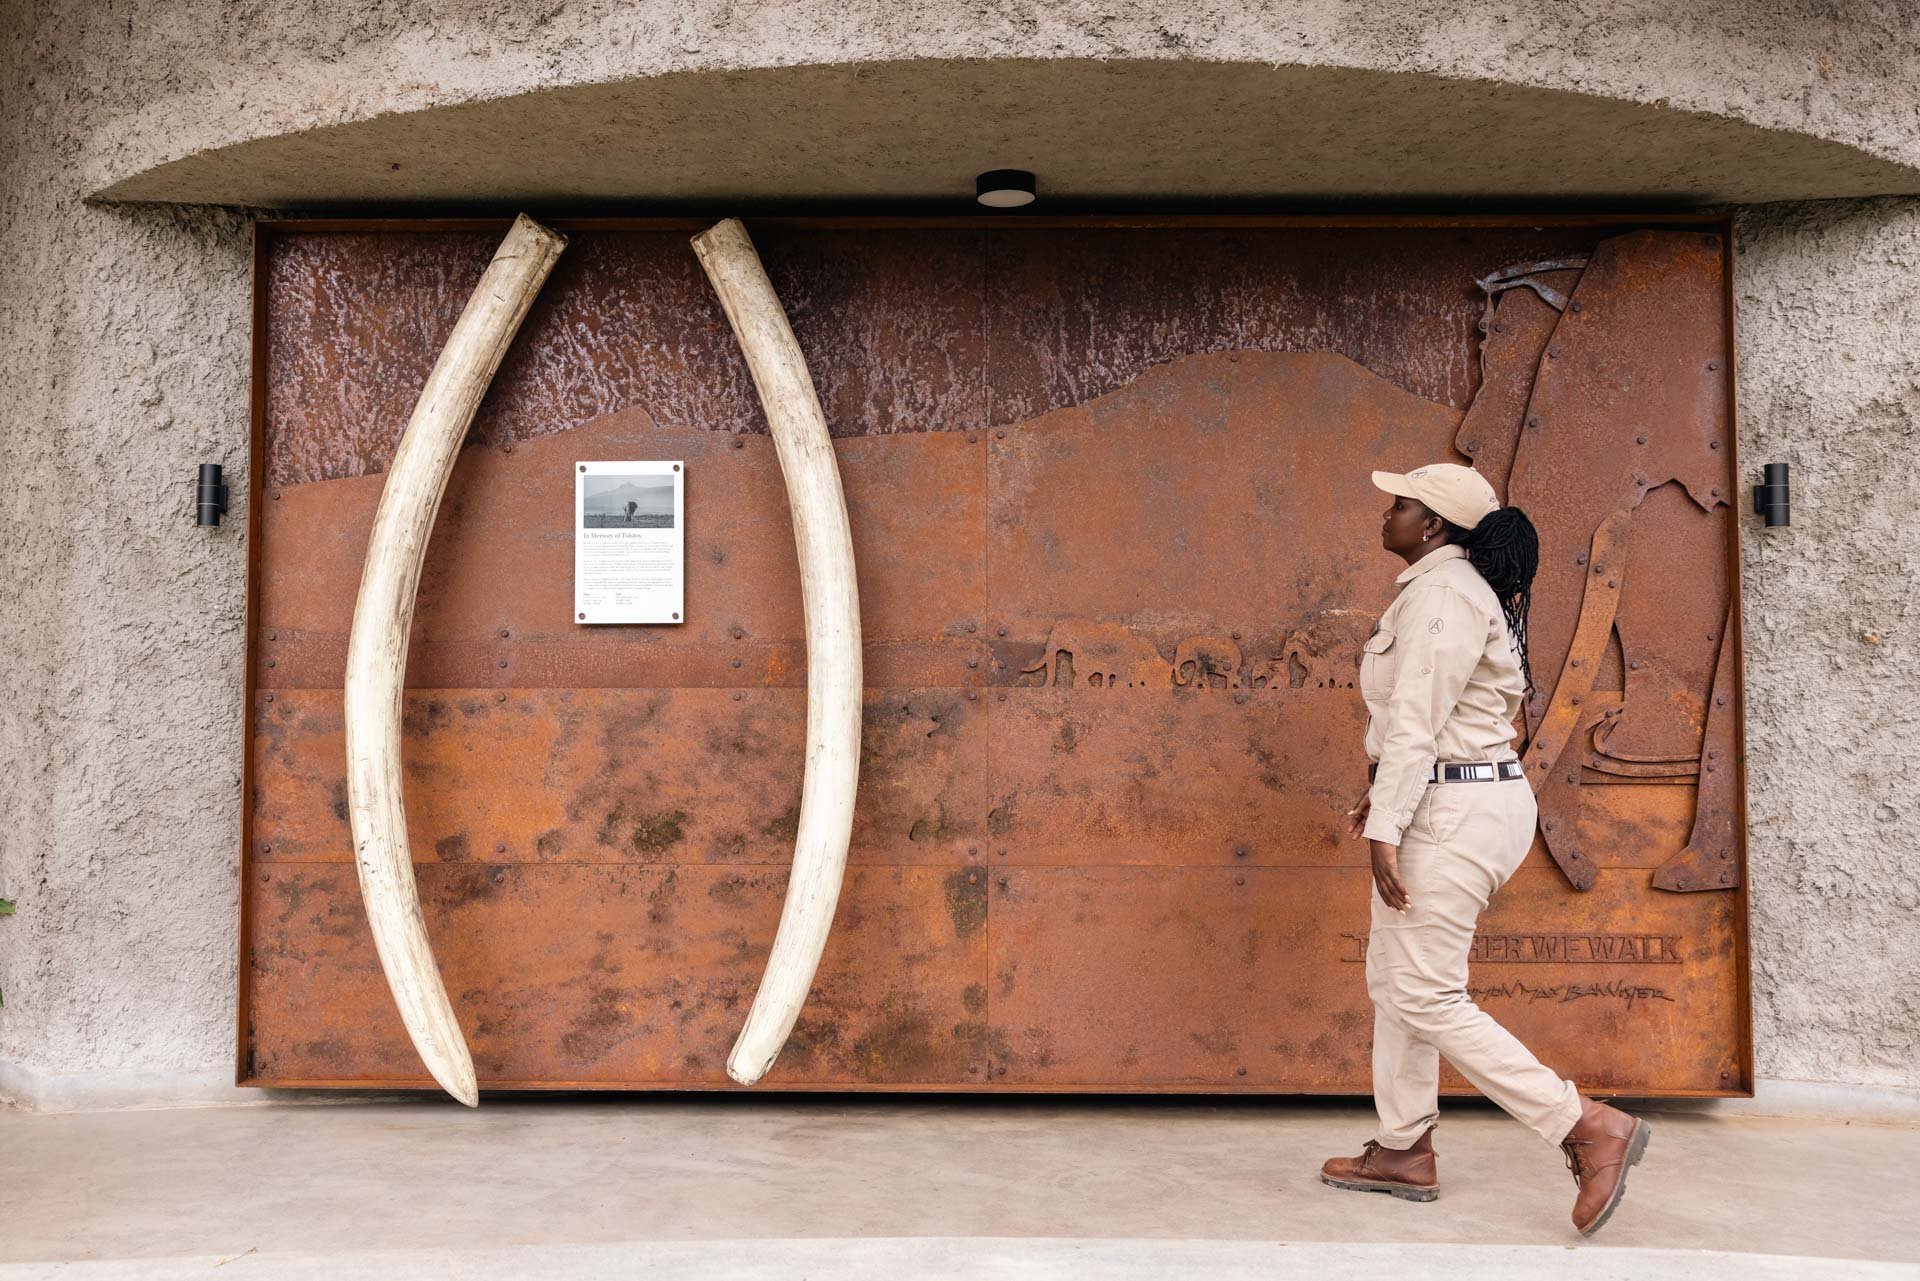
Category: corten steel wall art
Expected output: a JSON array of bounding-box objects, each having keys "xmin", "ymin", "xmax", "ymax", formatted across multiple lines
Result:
[{"xmin": 242, "ymin": 217, "xmax": 1752, "ymax": 1097}]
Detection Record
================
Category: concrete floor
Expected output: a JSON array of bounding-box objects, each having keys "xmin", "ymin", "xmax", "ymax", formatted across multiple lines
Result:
[{"xmin": 3, "ymin": 1098, "xmax": 1916, "ymax": 1279}]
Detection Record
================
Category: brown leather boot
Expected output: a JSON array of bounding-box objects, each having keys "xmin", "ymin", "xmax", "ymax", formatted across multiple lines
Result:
[
  {"xmin": 1560, "ymin": 1097, "xmax": 1651, "ymax": 1235},
  {"xmin": 1319, "ymin": 1128, "xmax": 1439, "ymax": 1202}
]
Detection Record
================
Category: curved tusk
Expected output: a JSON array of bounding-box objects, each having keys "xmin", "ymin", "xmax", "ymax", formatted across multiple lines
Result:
[
  {"xmin": 344, "ymin": 214, "xmax": 567, "ymax": 1106},
  {"xmin": 691, "ymin": 218, "xmax": 863, "ymax": 1086}
]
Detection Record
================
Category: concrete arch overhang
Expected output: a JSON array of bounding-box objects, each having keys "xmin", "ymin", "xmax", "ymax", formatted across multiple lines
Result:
[{"xmin": 90, "ymin": 46, "xmax": 1920, "ymax": 208}]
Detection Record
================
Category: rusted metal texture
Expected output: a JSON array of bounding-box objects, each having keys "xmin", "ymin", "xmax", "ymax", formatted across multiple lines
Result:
[{"xmin": 246, "ymin": 220, "xmax": 1749, "ymax": 1095}]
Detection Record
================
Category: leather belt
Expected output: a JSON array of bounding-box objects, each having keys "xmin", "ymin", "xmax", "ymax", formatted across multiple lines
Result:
[{"xmin": 1431, "ymin": 760, "xmax": 1525, "ymax": 783}]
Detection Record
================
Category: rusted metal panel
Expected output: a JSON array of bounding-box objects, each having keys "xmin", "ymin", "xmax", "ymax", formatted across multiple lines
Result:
[
  {"xmin": 256, "ymin": 409, "xmax": 987, "ymax": 691},
  {"xmin": 1654, "ymin": 604, "xmax": 1742, "ymax": 892},
  {"xmin": 985, "ymin": 690, "xmax": 1367, "ymax": 866},
  {"xmin": 247, "ymin": 863, "xmax": 988, "ymax": 1086},
  {"xmin": 253, "ymin": 688, "xmax": 986, "ymax": 868},
  {"xmin": 986, "ymin": 868, "xmax": 1742, "ymax": 1092},
  {"xmin": 985, "ymin": 350, "xmax": 1460, "ymax": 656},
  {"xmin": 246, "ymin": 219, "xmax": 1750, "ymax": 1095}
]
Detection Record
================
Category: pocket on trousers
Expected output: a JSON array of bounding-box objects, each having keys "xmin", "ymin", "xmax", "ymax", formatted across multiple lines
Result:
[{"xmin": 1426, "ymin": 784, "xmax": 1472, "ymax": 846}]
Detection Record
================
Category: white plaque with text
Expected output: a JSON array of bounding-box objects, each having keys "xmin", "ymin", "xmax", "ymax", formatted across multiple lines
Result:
[{"xmin": 573, "ymin": 460, "xmax": 684, "ymax": 625}]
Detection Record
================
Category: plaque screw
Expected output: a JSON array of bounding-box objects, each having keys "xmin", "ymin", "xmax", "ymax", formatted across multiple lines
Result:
[
  {"xmin": 997, "ymin": 626, "xmax": 1008, "ymax": 637},
  {"xmin": 499, "ymin": 628, "xmax": 510, "ymax": 639},
  {"xmin": 732, "ymin": 692, "xmax": 743, "ymax": 701},
  {"xmin": 494, "ymin": 842, "xmax": 506, "ymax": 854},
  {"xmin": 1607, "ymin": 579, "xmax": 1618, "ymax": 589},
  {"xmin": 966, "ymin": 433, "xmax": 978, "ymax": 444},
  {"xmin": 1706, "ymin": 360, "xmax": 1719, "ymax": 371},
  {"xmin": 1548, "ymin": 346, "xmax": 1563, "ymax": 359},
  {"xmin": 1571, "ymin": 301, "xmax": 1584, "ymax": 314},
  {"xmin": 1528, "ymin": 416, "xmax": 1542, "ymax": 429},
  {"xmin": 266, "ymin": 658, "xmax": 277, "ymax": 668},
  {"xmin": 967, "ymin": 658, "xmax": 980, "ymax": 669},
  {"xmin": 497, "ymin": 658, "xmax": 509, "ymax": 669},
  {"xmin": 995, "ymin": 430, "xmax": 1007, "ymax": 439},
  {"xmin": 1234, "ymin": 875, "xmax": 1245, "ymax": 887},
  {"xmin": 496, "ymin": 692, "xmax": 507, "ymax": 703},
  {"xmin": 1635, "ymin": 434, "xmax": 1647, "ymax": 445},
  {"xmin": 967, "ymin": 692, "xmax": 977, "ymax": 701},
  {"xmin": 731, "ymin": 658, "xmax": 742, "ymax": 668},
  {"xmin": 732, "ymin": 437, "xmax": 745, "ymax": 450},
  {"xmin": 267, "ymin": 630, "xmax": 278, "ymax": 641},
  {"xmin": 731, "ymin": 626, "xmax": 744, "ymax": 640},
  {"xmin": 1236, "ymin": 1066, "xmax": 1248, "ymax": 1076},
  {"xmin": 997, "ymin": 693, "xmax": 1007, "ymax": 703},
  {"xmin": 264, "ymin": 692, "xmax": 275, "ymax": 703},
  {"xmin": 965, "ymin": 621, "xmax": 977, "ymax": 634}
]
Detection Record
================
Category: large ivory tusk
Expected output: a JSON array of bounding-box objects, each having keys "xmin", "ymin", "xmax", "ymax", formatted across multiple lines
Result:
[
  {"xmin": 691, "ymin": 218, "xmax": 863, "ymax": 1086},
  {"xmin": 344, "ymin": 214, "xmax": 566, "ymax": 1106}
]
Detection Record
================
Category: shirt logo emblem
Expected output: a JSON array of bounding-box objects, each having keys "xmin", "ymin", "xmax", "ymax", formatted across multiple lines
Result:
[{"xmin": 1428, "ymin": 618, "xmax": 1445, "ymax": 634}]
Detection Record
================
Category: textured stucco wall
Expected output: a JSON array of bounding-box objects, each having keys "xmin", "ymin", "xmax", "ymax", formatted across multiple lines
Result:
[
  {"xmin": 2, "ymin": 1, "xmax": 1917, "ymax": 1110},
  {"xmin": 1732, "ymin": 198, "xmax": 1920, "ymax": 1091}
]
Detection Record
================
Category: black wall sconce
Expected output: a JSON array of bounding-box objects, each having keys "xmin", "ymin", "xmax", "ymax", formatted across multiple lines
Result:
[
  {"xmin": 1753, "ymin": 462, "xmax": 1790, "ymax": 528},
  {"xmin": 195, "ymin": 463, "xmax": 229, "ymax": 527}
]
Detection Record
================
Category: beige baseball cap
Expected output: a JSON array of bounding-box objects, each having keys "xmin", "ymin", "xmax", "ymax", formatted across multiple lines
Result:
[{"xmin": 1371, "ymin": 463, "xmax": 1500, "ymax": 531}]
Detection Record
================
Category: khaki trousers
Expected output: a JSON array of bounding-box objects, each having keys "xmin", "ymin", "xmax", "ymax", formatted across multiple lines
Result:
[{"xmin": 1365, "ymin": 776, "xmax": 1583, "ymax": 1149}]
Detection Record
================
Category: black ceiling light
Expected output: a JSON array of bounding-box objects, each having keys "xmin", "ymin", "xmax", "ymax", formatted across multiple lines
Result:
[{"xmin": 976, "ymin": 169, "xmax": 1036, "ymax": 208}]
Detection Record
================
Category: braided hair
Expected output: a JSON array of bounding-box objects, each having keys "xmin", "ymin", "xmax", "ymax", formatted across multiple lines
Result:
[{"xmin": 1440, "ymin": 506, "xmax": 1540, "ymax": 698}]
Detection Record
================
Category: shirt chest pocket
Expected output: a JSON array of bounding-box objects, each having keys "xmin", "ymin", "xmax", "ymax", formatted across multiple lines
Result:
[{"xmin": 1359, "ymin": 627, "xmax": 1398, "ymax": 696}]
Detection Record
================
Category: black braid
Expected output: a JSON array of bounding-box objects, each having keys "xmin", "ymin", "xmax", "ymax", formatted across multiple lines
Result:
[{"xmin": 1441, "ymin": 506, "xmax": 1540, "ymax": 698}]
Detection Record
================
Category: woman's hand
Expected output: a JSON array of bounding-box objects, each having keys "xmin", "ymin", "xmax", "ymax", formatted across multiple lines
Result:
[
  {"xmin": 1370, "ymin": 839, "xmax": 1410, "ymax": 913},
  {"xmin": 1345, "ymin": 789, "xmax": 1371, "ymax": 840}
]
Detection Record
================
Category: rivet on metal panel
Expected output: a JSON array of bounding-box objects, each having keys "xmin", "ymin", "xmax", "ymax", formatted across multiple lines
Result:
[
  {"xmin": 497, "ymin": 658, "xmax": 508, "ymax": 669},
  {"xmin": 967, "ymin": 873, "xmax": 978, "ymax": 885},
  {"xmin": 1570, "ymin": 301, "xmax": 1584, "ymax": 313},
  {"xmin": 494, "ymin": 842, "xmax": 506, "ymax": 854},
  {"xmin": 1230, "ymin": 631, "xmax": 1241, "ymax": 640},
  {"xmin": 1548, "ymin": 346, "xmax": 1563, "ymax": 359},
  {"xmin": 272, "ymin": 491, "xmax": 281, "ymax": 501},
  {"xmin": 1544, "ymin": 819, "xmax": 1555, "ymax": 831},
  {"xmin": 968, "ymin": 846, "xmax": 979, "ymax": 858},
  {"xmin": 732, "ymin": 437, "xmax": 745, "ymax": 450},
  {"xmin": 264, "ymin": 692, "xmax": 275, "ymax": 703},
  {"xmin": 1716, "ymin": 695, "xmax": 1727, "ymax": 707},
  {"xmin": 1234, "ymin": 876, "xmax": 1245, "ymax": 887},
  {"xmin": 997, "ymin": 626, "xmax": 1008, "ymax": 637},
  {"xmin": 1710, "ymin": 487, "xmax": 1722, "ymax": 499},
  {"xmin": 1236, "ymin": 1066, "xmax": 1248, "ymax": 1076},
  {"xmin": 498, "ymin": 628, "xmax": 510, "ymax": 639},
  {"xmin": 501, "ymin": 444, "xmax": 514, "ymax": 455},
  {"xmin": 261, "ymin": 871, "xmax": 271, "ymax": 883},
  {"xmin": 965, "ymin": 621, "xmax": 978, "ymax": 634},
  {"xmin": 266, "ymin": 658, "xmax": 277, "ymax": 668},
  {"xmin": 998, "ymin": 693, "xmax": 1007, "ymax": 702},
  {"xmin": 997, "ymin": 849, "xmax": 1006, "ymax": 859},
  {"xmin": 1706, "ymin": 360, "xmax": 1719, "ymax": 371},
  {"xmin": 1608, "ymin": 579, "xmax": 1617, "ymax": 589},
  {"xmin": 730, "ymin": 626, "xmax": 745, "ymax": 640},
  {"xmin": 495, "ymin": 692, "xmax": 507, "ymax": 703},
  {"xmin": 1566, "ymin": 773, "xmax": 1576, "ymax": 783},
  {"xmin": 267, "ymin": 630, "xmax": 278, "ymax": 641},
  {"xmin": 995, "ymin": 430, "xmax": 1007, "ymax": 440},
  {"xmin": 1635, "ymin": 434, "xmax": 1647, "ymax": 445},
  {"xmin": 1710, "ymin": 439, "xmax": 1721, "ymax": 449},
  {"xmin": 732, "ymin": 692, "xmax": 743, "ymax": 701},
  {"xmin": 1527, "ymin": 416, "xmax": 1542, "ymax": 429},
  {"xmin": 1576, "ymin": 553, "xmax": 1588, "ymax": 566},
  {"xmin": 1465, "ymin": 440, "xmax": 1479, "ymax": 452},
  {"xmin": 1233, "ymin": 845, "xmax": 1250, "ymax": 860},
  {"xmin": 1233, "ymin": 694, "xmax": 1246, "ymax": 704},
  {"xmin": 967, "ymin": 658, "xmax": 980, "ymax": 670},
  {"xmin": 1571, "ymin": 658, "xmax": 1582, "ymax": 668},
  {"xmin": 1572, "ymin": 696, "xmax": 1582, "ymax": 706},
  {"xmin": 967, "ymin": 692, "xmax": 978, "ymax": 701},
  {"xmin": 491, "ymin": 868, "xmax": 506, "ymax": 884},
  {"xmin": 261, "ymin": 842, "xmax": 271, "ymax": 853},
  {"xmin": 731, "ymin": 658, "xmax": 742, "ymax": 669},
  {"xmin": 1630, "ymin": 660, "xmax": 1642, "ymax": 670},
  {"xmin": 966, "ymin": 433, "xmax": 978, "ymax": 444}
]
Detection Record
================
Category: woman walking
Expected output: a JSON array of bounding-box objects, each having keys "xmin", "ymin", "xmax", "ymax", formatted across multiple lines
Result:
[{"xmin": 1319, "ymin": 463, "xmax": 1650, "ymax": 1236}]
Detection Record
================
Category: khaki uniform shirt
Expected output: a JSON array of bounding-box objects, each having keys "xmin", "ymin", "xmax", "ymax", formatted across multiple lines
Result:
[{"xmin": 1360, "ymin": 543, "xmax": 1526, "ymax": 845}]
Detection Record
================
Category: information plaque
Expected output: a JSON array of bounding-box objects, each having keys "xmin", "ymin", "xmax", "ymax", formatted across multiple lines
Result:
[{"xmin": 573, "ymin": 460, "xmax": 684, "ymax": 624}]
